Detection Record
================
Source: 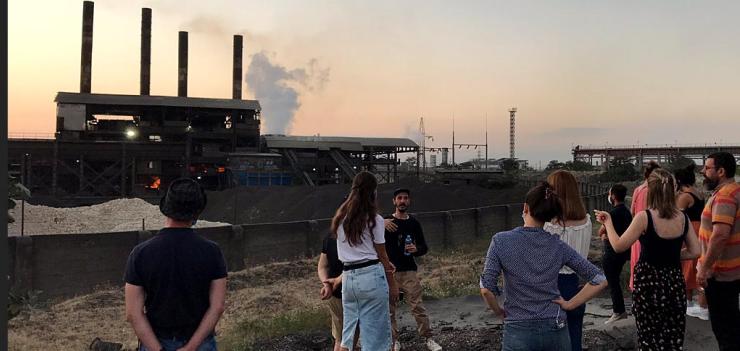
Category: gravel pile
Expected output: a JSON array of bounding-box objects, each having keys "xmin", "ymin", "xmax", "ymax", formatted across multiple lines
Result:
[{"xmin": 7, "ymin": 198, "xmax": 230, "ymax": 236}]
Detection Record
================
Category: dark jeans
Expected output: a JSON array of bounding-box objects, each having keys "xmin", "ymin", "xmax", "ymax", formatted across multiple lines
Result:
[
  {"xmin": 602, "ymin": 250, "xmax": 630, "ymax": 314},
  {"xmin": 558, "ymin": 273, "xmax": 585, "ymax": 351},
  {"xmin": 705, "ymin": 278, "xmax": 740, "ymax": 351},
  {"xmin": 503, "ymin": 319, "xmax": 570, "ymax": 351},
  {"xmin": 140, "ymin": 335, "xmax": 216, "ymax": 351}
]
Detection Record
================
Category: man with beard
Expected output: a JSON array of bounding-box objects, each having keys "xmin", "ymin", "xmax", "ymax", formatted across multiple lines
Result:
[
  {"xmin": 384, "ymin": 188, "xmax": 442, "ymax": 351},
  {"xmin": 696, "ymin": 152, "xmax": 740, "ymax": 351}
]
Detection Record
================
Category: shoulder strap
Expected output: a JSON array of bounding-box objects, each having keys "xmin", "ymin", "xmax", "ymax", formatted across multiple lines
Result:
[
  {"xmin": 682, "ymin": 213, "xmax": 690, "ymax": 237},
  {"xmin": 644, "ymin": 209, "xmax": 654, "ymax": 236}
]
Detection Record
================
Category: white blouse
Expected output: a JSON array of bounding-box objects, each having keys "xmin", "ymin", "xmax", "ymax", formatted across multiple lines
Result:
[{"xmin": 544, "ymin": 216, "xmax": 593, "ymax": 274}]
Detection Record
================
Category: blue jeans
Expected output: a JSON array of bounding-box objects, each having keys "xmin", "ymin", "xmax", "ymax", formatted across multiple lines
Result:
[
  {"xmin": 140, "ymin": 335, "xmax": 217, "ymax": 351},
  {"xmin": 503, "ymin": 319, "xmax": 570, "ymax": 351},
  {"xmin": 341, "ymin": 262, "xmax": 391, "ymax": 351},
  {"xmin": 558, "ymin": 273, "xmax": 585, "ymax": 351}
]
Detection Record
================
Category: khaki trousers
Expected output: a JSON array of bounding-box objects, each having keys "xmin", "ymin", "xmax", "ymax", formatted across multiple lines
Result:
[{"xmin": 390, "ymin": 271, "xmax": 432, "ymax": 339}]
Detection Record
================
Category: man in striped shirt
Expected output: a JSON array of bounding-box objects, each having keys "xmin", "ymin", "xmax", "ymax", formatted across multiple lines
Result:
[{"xmin": 696, "ymin": 152, "xmax": 740, "ymax": 351}]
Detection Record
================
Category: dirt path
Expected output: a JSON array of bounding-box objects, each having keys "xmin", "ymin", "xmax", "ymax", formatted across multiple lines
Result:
[
  {"xmin": 257, "ymin": 295, "xmax": 719, "ymax": 351},
  {"xmin": 391, "ymin": 295, "xmax": 719, "ymax": 350}
]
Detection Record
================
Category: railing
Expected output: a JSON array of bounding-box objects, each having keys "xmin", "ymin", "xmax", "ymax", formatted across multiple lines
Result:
[
  {"xmin": 8, "ymin": 132, "xmax": 56, "ymax": 140},
  {"xmin": 574, "ymin": 142, "xmax": 739, "ymax": 150}
]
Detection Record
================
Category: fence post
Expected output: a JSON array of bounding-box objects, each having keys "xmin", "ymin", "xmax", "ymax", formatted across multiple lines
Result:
[
  {"xmin": 230, "ymin": 225, "xmax": 246, "ymax": 271},
  {"xmin": 504, "ymin": 205, "xmax": 512, "ymax": 230},
  {"xmin": 11, "ymin": 236, "xmax": 34, "ymax": 293},
  {"xmin": 443, "ymin": 211, "xmax": 453, "ymax": 250},
  {"xmin": 306, "ymin": 220, "xmax": 320, "ymax": 257},
  {"xmin": 474, "ymin": 208, "xmax": 483, "ymax": 238}
]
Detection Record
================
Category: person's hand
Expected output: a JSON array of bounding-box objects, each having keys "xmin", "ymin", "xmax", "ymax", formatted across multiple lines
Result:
[
  {"xmin": 404, "ymin": 243, "xmax": 417, "ymax": 254},
  {"xmin": 385, "ymin": 262, "xmax": 396, "ymax": 274},
  {"xmin": 320, "ymin": 282, "xmax": 333, "ymax": 300},
  {"xmin": 491, "ymin": 305, "xmax": 506, "ymax": 318},
  {"xmin": 696, "ymin": 263, "xmax": 713, "ymax": 288},
  {"xmin": 390, "ymin": 286, "xmax": 400, "ymax": 304},
  {"xmin": 176, "ymin": 345, "xmax": 196, "ymax": 351},
  {"xmin": 384, "ymin": 219, "xmax": 398, "ymax": 232},
  {"xmin": 325, "ymin": 277, "xmax": 342, "ymax": 292},
  {"xmin": 593, "ymin": 210, "xmax": 611, "ymax": 225},
  {"xmin": 598, "ymin": 225, "xmax": 607, "ymax": 240},
  {"xmin": 552, "ymin": 296, "xmax": 574, "ymax": 311}
]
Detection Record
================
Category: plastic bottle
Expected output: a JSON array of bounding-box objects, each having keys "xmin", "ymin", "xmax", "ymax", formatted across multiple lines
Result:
[{"xmin": 404, "ymin": 234, "xmax": 413, "ymax": 256}]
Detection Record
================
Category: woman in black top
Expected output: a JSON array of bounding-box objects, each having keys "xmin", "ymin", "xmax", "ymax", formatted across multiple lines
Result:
[
  {"xmin": 675, "ymin": 163, "xmax": 708, "ymax": 318},
  {"xmin": 595, "ymin": 168, "xmax": 701, "ymax": 350}
]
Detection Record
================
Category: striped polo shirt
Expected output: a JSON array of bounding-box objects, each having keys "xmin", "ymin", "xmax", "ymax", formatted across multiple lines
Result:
[{"xmin": 699, "ymin": 180, "xmax": 740, "ymax": 281}]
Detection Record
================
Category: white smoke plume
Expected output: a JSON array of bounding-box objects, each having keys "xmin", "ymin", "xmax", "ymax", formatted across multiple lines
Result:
[{"xmin": 246, "ymin": 51, "xmax": 330, "ymax": 135}]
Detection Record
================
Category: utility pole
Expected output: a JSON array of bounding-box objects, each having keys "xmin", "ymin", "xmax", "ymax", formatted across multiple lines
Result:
[
  {"xmin": 485, "ymin": 113, "xmax": 489, "ymax": 169},
  {"xmin": 509, "ymin": 107, "xmax": 517, "ymax": 159},
  {"xmin": 419, "ymin": 117, "xmax": 434, "ymax": 173},
  {"xmin": 451, "ymin": 114, "xmax": 455, "ymax": 166}
]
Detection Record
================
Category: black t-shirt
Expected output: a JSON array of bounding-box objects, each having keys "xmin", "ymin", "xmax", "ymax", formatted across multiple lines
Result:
[
  {"xmin": 604, "ymin": 204, "xmax": 633, "ymax": 256},
  {"xmin": 124, "ymin": 227, "xmax": 228, "ymax": 339},
  {"xmin": 384, "ymin": 215, "xmax": 428, "ymax": 272},
  {"xmin": 321, "ymin": 235, "xmax": 343, "ymax": 299}
]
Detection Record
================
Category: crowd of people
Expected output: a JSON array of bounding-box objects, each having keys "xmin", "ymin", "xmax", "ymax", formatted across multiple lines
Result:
[{"xmin": 120, "ymin": 151, "xmax": 739, "ymax": 351}]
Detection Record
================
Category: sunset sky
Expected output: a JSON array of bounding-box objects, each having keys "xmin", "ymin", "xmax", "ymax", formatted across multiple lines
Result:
[{"xmin": 8, "ymin": 0, "xmax": 740, "ymax": 166}]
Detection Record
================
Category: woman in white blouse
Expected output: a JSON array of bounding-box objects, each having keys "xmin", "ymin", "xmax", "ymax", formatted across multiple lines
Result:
[{"xmin": 545, "ymin": 170, "xmax": 592, "ymax": 351}]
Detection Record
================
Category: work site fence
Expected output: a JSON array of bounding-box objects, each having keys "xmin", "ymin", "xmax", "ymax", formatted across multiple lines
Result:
[{"xmin": 7, "ymin": 184, "xmax": 610, "ymax": 299}]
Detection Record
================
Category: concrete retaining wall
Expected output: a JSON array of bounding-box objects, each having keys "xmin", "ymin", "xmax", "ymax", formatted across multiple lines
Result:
[{"xmin": 7, "ymin": 186, "xmax": 609, "ymax": 299}]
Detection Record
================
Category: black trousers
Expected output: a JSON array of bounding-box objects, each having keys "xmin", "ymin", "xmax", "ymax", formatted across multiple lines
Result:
[
  {"xmin": 602, "ymin": 250, "xmax": 630, "ymax": 314},
  {"xmin": 705, "ymin": 278, "xmax": 740, "ymax": 351}
]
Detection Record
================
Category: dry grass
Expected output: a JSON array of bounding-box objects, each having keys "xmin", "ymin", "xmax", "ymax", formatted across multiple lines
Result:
[{"xmin": 8, "ymin": 246, "xmax": 492, "ymax": 351}]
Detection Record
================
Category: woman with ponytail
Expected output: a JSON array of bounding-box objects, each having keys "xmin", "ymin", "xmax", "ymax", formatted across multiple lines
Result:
[
  {"xmin": 595, "ymin": 168, "xmax": 701, "ymax": 350},
  {"xmin": 480, "ymin": 182, "xmax": 607, "ymax": 351},
  {"xmin": 330, "ymin": 171, "xmax": 397, "ymax": 351}
]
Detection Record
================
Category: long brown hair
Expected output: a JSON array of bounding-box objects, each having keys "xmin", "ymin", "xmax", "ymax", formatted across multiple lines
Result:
[
  {"xmin": 330, "ymin": 171, "xmax": 379, "ymax": 246},
  {"xmin": 546, "ymin": 170, "xmax": 586, "ymax": 221},
  {"xmin": 647, "ymin": 168, "xmax": 680, "ymax": 218}
]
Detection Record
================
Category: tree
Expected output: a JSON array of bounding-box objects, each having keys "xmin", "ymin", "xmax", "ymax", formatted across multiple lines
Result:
[
  {"xmin": 8, "ymin": 175, "xmax": 30, "ymax": 223},
  {"xmin": 598, "ymin": 157, "xmax": 639, "ymax": 182},
  {"xmin": 546, "ymin": 160, "xmax": 565, "ymax": 171},
  {"xmin": 666, "ymin": 155, "xmax": 695, "ymax": 172},
  {"xmin": 564, "ymin": 160, "xmax": 595, "ymax": 171},
  {"xmin": 501, "ymin": 158, "xmax": 520, "ymax": 171}
]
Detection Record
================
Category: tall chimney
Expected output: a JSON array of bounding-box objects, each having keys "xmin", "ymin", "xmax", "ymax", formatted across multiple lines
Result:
[
  {"xmin": 140, "ymin": 8, "xmax": 152, "ymax": 95},
  {"xmin": 232, "ymin": 35, "xmax": 243, "ymax": 99},
  {"xmin": 80, "ymin": 1, "xmax": 94, "ymax": 93},
  {"xmin": 178, "ymin": 31, "xmax": 188, "ymax": 97}
]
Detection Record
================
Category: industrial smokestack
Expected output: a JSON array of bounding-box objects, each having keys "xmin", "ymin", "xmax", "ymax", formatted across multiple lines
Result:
[
  {"xmin": 178, "ymin": 31, "xmax": 188, "ymax": 97},
  {"xmin": 232, "ymin": 35, "xmax": 243, "ymax": 99},
  {"xmin": 140, "ymin": 8, "xmax": 152, "ymax": 95},
  {"xmin": 80, "ymin": 1, "xmax": 94, "ymax": 93}
]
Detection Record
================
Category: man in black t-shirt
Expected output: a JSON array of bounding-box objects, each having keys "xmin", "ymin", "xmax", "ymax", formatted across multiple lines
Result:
[
  {"xmin": 384, "ymin": 188, "xmax": 442, "ymax": 351},
  {"xmin": 318, "ymin": 234, "xmax": 359, "ymax": 351},
  {"xmin": 599, "ymin": 183, "xmax": 633, "ymax": 324},
  {"xmin": 124, "ymin": 178, "xmax": 227, "ymax": 351}
]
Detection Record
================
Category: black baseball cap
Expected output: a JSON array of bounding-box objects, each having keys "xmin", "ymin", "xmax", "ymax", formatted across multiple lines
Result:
[
  {"xmin": 393, "ymin": 188, "xmax": 411, "ymax": 197},
  {"xmin": 159, "ymin": 178, "xmax": 207, "ymax": 221}
]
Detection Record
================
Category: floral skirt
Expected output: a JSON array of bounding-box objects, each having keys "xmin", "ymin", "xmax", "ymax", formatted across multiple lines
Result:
[{"xmin": 633, "ymin": 260, "xmax": 687, "ymax": 350}]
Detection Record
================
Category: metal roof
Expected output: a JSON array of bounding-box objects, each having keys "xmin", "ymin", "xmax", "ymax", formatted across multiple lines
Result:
[
  {"xmin": 263, "ymin": 135, "xmax": 418, "ymax": 151},
  {"xmin": 55, "ymin": 92, "xmax": 260, "ymax": 111}
]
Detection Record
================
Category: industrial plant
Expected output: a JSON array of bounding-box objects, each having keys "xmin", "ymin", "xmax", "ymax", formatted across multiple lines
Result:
[{"xmin": 7, "ymin": 1, "xmax": 420, "ymax": 205}]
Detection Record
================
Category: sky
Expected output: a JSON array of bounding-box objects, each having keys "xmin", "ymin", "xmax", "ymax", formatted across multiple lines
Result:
[{"xmin": 8, "ymin": 0, "xmax": 740, "ymax": 167}]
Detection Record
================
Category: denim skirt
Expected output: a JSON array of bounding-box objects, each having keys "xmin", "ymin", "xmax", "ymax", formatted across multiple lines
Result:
[{"xmin": 341, "ymin": 262, "xmax": 391, "ymax": 351}]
